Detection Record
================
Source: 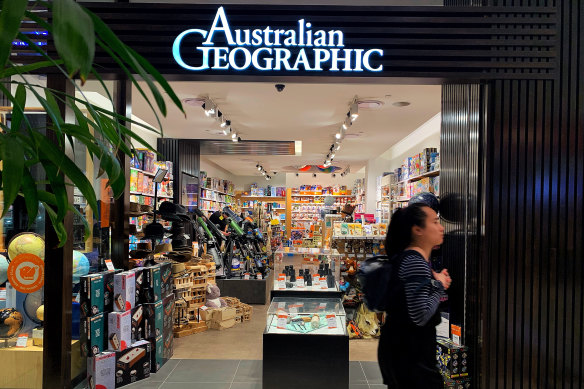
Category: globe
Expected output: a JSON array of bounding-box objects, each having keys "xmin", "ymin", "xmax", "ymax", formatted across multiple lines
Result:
[
  {"xmin": 36, "ymin": 305, "xmax": 44, "ymax": 322},
  {"xmin": 7, "ymin": 233, "xmax": 45, "ymax": 261},
  {"xmin": 72, "ymin": 251, "xmax": 90, "ymax": 284},
  {"xmin": 0, "ymin": 308, "xmax": 24, "ymax": 339},
  {"xmin": 0, "ymin": 254, "xmax": 8, "ymax": 285},
  {"xmin": 24, "ymin": 290, "xmax": 43, "ymax": 324}
]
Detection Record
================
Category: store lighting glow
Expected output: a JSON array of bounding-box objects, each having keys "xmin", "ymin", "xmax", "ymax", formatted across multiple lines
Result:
[
  {"xmin": 336, "ymin": 143, "xmax": 341, "ymax": 151},
  {"xmin": 331, "ymin": 152, "xmax": 336, "ymax": 159},
  {"xmin": 350, "ymin": 101, "xmax": 359, "ymax": 121},
  {"xmin": 222, "ymin": 127, "xmax": 230, "ymax": 136},
  {"xmin": 204, "ymin": 98, "xmax": 216, "ymax": 116},
  {"xmin": 262, "ymin": 171, "xmax": 266, "ymax": 175},
  {"xmin": 257, "ymin": 165, "xmax": 262, "ymax": 171},
  {"xmin": 220, "ymin": 119, "xmax": 230, "ymax": 128},
  {"xmin": 335, "ymin": 132, "xmax": 341, "ymax": 139},
  {"xmin": 231, "ymin": 132, "xmax": 237, "ymax": 139}
]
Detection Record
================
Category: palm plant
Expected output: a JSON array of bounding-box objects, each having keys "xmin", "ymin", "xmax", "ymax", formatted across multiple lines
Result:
[{"xmin": 0, "ymin": 0, "xmax": 183, "ymax": 245}]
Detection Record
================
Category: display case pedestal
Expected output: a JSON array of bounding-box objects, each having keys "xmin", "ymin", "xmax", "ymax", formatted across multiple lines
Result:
[
  {"xmin": 263, "ymin": 331, "xmax": 349, "ymax": 389},
  {"xmin": 216, "ymin": 271, "xmax": 273, "ymax": 304}
]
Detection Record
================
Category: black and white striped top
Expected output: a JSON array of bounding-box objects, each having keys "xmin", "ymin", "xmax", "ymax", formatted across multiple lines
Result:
[{"xmin": 398, "ymin": 250, "xmax": 443, "ymax": 327}]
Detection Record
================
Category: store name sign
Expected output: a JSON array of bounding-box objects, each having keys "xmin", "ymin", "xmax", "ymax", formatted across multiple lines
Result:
[{"xmin": 172, "ymin": 7, "xmax": 383, "ymax": 73}]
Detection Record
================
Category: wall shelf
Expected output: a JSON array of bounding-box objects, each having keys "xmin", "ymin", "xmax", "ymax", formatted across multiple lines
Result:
[{"xmin": 397, "ymin": 169, "xmax": 440, "ymax": 184}]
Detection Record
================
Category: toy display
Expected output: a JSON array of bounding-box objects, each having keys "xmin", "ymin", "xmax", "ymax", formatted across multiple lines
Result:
[
  {"xmin": 265, "ymin": 297, "xmax": 346, "ymax": 335},
  {"xmin": 437, "ymin": 339, "xmax": 470, "ymax": 379}
]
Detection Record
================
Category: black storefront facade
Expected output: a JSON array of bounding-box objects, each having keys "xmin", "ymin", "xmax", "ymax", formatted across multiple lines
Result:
[{"xmin": 38, "ymin": 1, "xmax": 582, "ymax": 388}]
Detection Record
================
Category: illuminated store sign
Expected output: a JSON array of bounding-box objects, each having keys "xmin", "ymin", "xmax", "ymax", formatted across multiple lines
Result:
[{"xmin": 173, "ymin": 7, "xmax": 383, "ymax": 73}]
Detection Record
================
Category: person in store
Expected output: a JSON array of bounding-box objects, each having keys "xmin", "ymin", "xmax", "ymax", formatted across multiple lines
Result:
[
  {"xmin": 209, "ymin": 209, "xmax": 230, "ymax": 236},
  {"xmin": 340, "ymin": 203, "xmax": 355, "ymax": 222},
  {"xmin": 378, "ymin": 203, "xmax": 451, "ymax": 389}
]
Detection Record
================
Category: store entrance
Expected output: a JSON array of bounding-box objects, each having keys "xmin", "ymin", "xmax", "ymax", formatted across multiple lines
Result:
[{"xmin": 130, "ymin": 80, "xmax": 444, "ymax": 363}]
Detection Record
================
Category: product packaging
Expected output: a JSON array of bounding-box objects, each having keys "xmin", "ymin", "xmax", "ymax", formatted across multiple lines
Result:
[
  {"xmin": 160, "ymin": 262, "xmax": 173, "ymax": 298},
  {"xmin": 81, "ymin": 313, "xmax": 105, "ymax": 357},
  {"xmin": 142, "ymin": 265, "xmax": 161, "ymax": 303},
  {"xmin": 100, "ymin": 270, "xmax": 120, "ymax": 313},
  {"xmin": 436, "ymin": 339, "xmax": 470, "ymax": 379},
  {"xmin": 208, "ymin": 318, "xmax": 236, "ymax": 330},
  {"xmin": 87, "ymin": 351, "xmax": 116, "ymax": 389},
  {"xmin": 115, "ymin": 340, "xmax": 151, "ymax": 387},
  {"xmin": 143, "ymin": 300, "xmax": 163, "ymax": 339},
  {"xmin": 114, "ymin": 271, "xmax": 136, "ymax": 312},
  {"xmin": 162, "ymin": 329, "xmax": 174, "ymax": 362},
  {"xmin": 80, "ymin": 274, "xmax": 104, "ymax": 318},
  {"xmin": 149, "ymin": 335, "xmax": 164, "ymax": 373},
  {"xmin": 133, "ymin": 268, "xmax": 144, "ymax": 306},
  {"xmin": 108, "ymin": 310, "xmax": 132, "ymax": 351},
  {"xmin": 131, "ymin": 305, "xmax": 144, "ymax": 343},
  {"xmin": 162, "ymin": 295, "xmax": 175, "ymax": 340},
  {"xmin": 444, "ymin": 377, "xmax": 471, "ymax": 389}
]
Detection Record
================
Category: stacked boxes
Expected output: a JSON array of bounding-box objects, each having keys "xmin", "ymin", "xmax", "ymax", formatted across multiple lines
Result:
[
  {"xmin": 81, "ymin": 313, "xmax": 105, "ymax": 357},
  {"xmin": 107, "ymin": 310, "xmax": 132, "ymax": 351},
  {"xmin": 444, "ymin": 377, "xmax": 471, "ymax": 389},
  {"xmin": 87, "ymin": 352, "xmax": 116, "ymax": 389},
  {"xmin": 115, "ymin": 340, "xmax": 151, "ymax": 387}
]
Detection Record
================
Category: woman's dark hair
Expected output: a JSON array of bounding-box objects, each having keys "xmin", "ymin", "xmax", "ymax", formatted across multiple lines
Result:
[{"xmin": 385, "ymin": 203, "xmax": 429, "ymax": 258}]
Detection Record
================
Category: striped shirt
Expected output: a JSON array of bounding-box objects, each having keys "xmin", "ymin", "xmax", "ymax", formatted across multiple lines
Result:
[{"xmin": 398, "ymin": 250, "xmax": 443, "ymax": 327}]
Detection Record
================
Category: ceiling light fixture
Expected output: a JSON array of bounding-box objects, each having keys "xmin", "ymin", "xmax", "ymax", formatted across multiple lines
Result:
[
  {"xmin": 203, "ymin": 98, "xmax": 216, "ymax": 116},
  {"xmin": 262, "ymin": 171, "xmax": 266, "ymax": 176},
  {"xmin": 335, "ymin": 132, "xmax": 342, "ymax": 140},
  {"xmin": 231, "ymin": 132, "xmax": 237, "ymax": 139},
  {"xmin": 220, "ymin": 119, "xmax": 230, "ymax": 128}
]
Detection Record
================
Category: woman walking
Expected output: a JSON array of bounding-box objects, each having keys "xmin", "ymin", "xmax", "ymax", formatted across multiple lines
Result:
[{"xmin": 378, "ymin": 203, "xmax": 451, "ymax": 388}]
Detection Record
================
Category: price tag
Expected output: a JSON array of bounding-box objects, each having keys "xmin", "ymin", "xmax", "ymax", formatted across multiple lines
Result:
[
  {"xmin": 256, "ymin": 273, "xmax": 263, "ymax": 280},
  {"xmin": 278, "ymin": 302, "xmax": 286, "ymax": 309},
  {"xmin": 278, "ymin": 274, "xmax": 286, "ymax": 290},
  {"xmin": 15, "ymin": 334, "xmax": 29, "ymax": 348},
  {"xmin": 277, "ymin": 313, "xmax": 288, "ymax": 329},
  {"xmin": 326, "ymin": 314, "xmax": 337, "ymax": 329},
  {"xmin": 295, "ymin": 278, "xmax": 304, "ymax": 288},
  {"xmin": 289, "ymin": 306, "xmax": 298, "ymax": 314},
  {"xmin": 244, "ymin": 273, "xmax": 250, "ymax": 280},
  {"xmin": 312, "ymin": 274, "xmax": 320, "ymax": 286},
  {"xmin": 318, "ymin": 302, "xmax": 327, "ymax": 310},
  {"xmin": 320, "ymin": 277, "xmax": 327, "ymax": 289},
  {"xmin": 104, "ymin": 259, "xmax": 115, "ymax": 271}
]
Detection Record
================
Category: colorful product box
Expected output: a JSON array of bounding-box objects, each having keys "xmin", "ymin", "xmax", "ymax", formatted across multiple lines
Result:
[
  {"xmin": 436, "ymin": 339, "xmax": 470, "ymax": 379},
  {"xmin": 160, "ymin": 262, "xmax": 173, "ymax": 298},
  {"xmin": 115, "ymin": 340, "xmax": 151, "ymax": 387},
  {"xmin": 162, "ymin": 295, "xmax": 175, "ymax": 339},
  {"xmin": 87, "ymin": 351, "xmax": 116, "ymax": 389},
  {"xmin": 108, "ymin": 310, "xmax": 132, "ymax": 351},
  {"xmin": 133, "ymin": 268, "xmax": 145, "ymax": 306},
  {"xmin": 100, "ymin": 270, "xmax": 119, "ymax": 313},
  {"xmin": 444, "ymin": 377, "xmax": 471, "ymax": 389},
  {"xmin": 149, "ymin": 335, "xmax": 164, "ymax": 373},
  {"xmin": 114, "ymin": 271, "xmax": 136, "ymax": 312},
  {"xmin": 131, "ymin": 305, "xmax": 144, "ymax": 343},
  {"xmin": 142, "ymin": 265, "xmax": 161, "ymax": 303},
  {"xmin": 81, "ymin": 313, "xmax": 105, "ymax": 357},
  {"xmin": 143, "ymin": 301, "xmax": 163, "ymax": 339},
  {"xmin": 162, "ymin": 329, "xmax": 174, "ymax": 362},
  {"xmin": 80, "ymin": 274, "xmax": 104, "ymax": 318}
]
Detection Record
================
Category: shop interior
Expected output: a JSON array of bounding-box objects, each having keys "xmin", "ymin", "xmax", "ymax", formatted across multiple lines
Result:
[{"xmin": 0, "ymin": 78, "xmax": 444, "ymax": 388}]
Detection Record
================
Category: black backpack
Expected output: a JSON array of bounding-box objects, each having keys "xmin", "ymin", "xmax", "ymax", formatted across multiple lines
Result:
[{"xmin": 358, "ymin": 254, "xmax": 431, "ymax": 313}]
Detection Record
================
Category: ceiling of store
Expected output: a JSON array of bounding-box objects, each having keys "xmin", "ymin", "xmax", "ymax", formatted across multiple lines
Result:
[{"xmin": 131, "ymin": 81, "xmax": 441, "ymax": 176}]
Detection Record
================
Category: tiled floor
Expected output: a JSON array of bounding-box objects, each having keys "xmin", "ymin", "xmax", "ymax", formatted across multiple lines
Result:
[{"xmin": 75, "ymin": 359, "xmax": 385, "ymax": 389}]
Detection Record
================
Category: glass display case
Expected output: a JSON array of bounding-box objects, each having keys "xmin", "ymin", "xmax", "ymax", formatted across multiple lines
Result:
[
  {"xmin": 271, "ymin": 250, "xmax": 342, "ymax": 298},
  {"xmin": 265, "ymin": 297, "xmax": 347, "ymax": 335}
]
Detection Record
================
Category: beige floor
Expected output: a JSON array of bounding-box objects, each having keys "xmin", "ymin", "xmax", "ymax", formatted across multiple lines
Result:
[{"xmin": 173, "ymin": 302, "xmax": 379, "ymax": 361}]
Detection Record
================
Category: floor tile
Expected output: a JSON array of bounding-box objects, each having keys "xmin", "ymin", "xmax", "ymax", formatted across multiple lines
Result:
[
  {"xmin": 152, "ymin": 359, "xmax": 180, "ymax": 379},
  {"xmin": 360, "ymin": 361, "xmax": 384, "ymax": 384},
  {"xmin": 369, "ymin": 385, "xmax": 387, "ymax": 388},
  {"xmin": 231, "ymin": 383, "xmax": 263, "ymax": 389},
  {"xmin": 166, "ymin": 359, "xmax": 240, "ymax": 383},
  {"xmin": 233, "ymin": 359, "xmax": 262, "ymax": 382},
  {"xmin": 350, "ymin": 385, "xmax": 370, "ymax": 389},
  {"xmin": 160, "ymin": 383, "xmax": 231, "ymax": 389},
  {"xmin": 124, "ymin": 380, "xmax": 163, "ymax": 388},
  {"xmin": 349, "ymin": 361, "xmax": 367, "ymax": 384}
]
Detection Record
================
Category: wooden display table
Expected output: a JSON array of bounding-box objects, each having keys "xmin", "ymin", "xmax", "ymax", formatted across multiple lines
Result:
[{"xmin": 0, "ymin": 339, "xmax": 84, "ymax": 388}]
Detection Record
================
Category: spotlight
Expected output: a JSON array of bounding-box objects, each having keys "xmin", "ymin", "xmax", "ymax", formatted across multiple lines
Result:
[
  {"xmin": 257, "ymin": 165, "xmax": 262, "ymax": 171},
  {"xmin": 232, "ymin": 136, "xmax": 240, "ymax": 143},
  {"xmin": 335, "ymin": 132, "xmax": 341, "ymax": 140},
  {"xmin": 220, "ymin": 119, "xmax": 230, "ymax": 128},
  {"xmin": 343, "ymin": 117, "xmax": 351, "ymax": 130},
  {"xmin": 313, "ymin": 173, "xmax": 317, "ymax": 178},
  {"xmin": 273, "ymin": 172, "xmax": 277, "ymax": 175},
  {"xmin": 336, "ymin": 143, "xmax": 341, "ymax": 151},
  {"xmin": 222, "ymin": 127, "xmax": 230, "ymax": 136},
  {"xmin": 231, "ymin": 132, "xmax": 237, "ymax": 139},
  {"xmin": 350, "ymin": 101, "xmax": 359, "ymax": 121},
  {"xmin": 262, "ymin": 171, "xmax": 266, "ymax": 176},
  {"xmin": 295, "ymin": 173, "xmax": 299, "ymax": 177},
  {"xmin": 331, "ymin": 152, "xmax": 336, "ymax": 159},
  {"xmin": 204, "ymin": 98, "xmax": 216, "ymax": 116},
  {"xmin": 332, "ymin": 173, "xmax": 336, "ymax": 177}
]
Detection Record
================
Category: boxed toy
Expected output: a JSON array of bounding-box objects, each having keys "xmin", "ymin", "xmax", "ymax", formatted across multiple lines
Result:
[
  {"xmin": 131, "ymin": 305, "xmax": 144, "ymax": 343},
  {"xmin": 149, "ymin": 335, "xmax": 164, "ymax": 373},
  {"xmin": 142, "ymin": 265, "xmax": 161, "ymax": 303},
  {"xmin": 114, "ymin": 271, "xmax": 136, "ymax": 312},
  {"xmin": 163, "ymin": 329, "xmax": 174, "ymax": 362},
  {"xmin": 444, "ymin": 377, "xmax": 471, "ymax": 389},
  {"xmin": 143, "ymin": 300, "xmax": 163, "ymax": 339},
  {"xmin": 108, "ymin": 310, "xmax": 132, "ymax": 351},
  {"xmin": 115, "ymin": 340, "xmax": 151, "ymax": 387},
  {"xmin": 81, "ymin": 313, "xmax": 105, "ymax": 357},
  {"xmin": 100, "ymin": 270, "xmax": 119, "ymax": 313},
  {"xmin": 133, "ymin": 268, "xmax": 144, "ymax": 306},
  {"xmin": 80, "ymin": 274, "xmax": 104, "ymax": 318},
  {"xmin": 160, "ymin": 262, "xmax": 173, "ymax": 298},
  {"xmin": 87, "ymin": 351, "xmax": 116, "ymax": 389},
  {"xmin": 162, "ymin": 295, "xmax": 175, "ymax": 339},
  {"xmin": 436, "ymin": 339, "xmax": 470, "ymax": 379}
]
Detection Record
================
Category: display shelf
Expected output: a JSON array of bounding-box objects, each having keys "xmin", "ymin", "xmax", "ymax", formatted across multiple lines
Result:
[
  {"xmin": 200, "ymin": 187, "xmax": 235, "ymax": 196},
  {"xmin": 291, "ymin": 194, "xmax": 355, "ymax": 197},
  {"xmin": 398, "ymin": 169, "xmax": 440, "ymax": 184},
  {"xmin": 332, "ymin": 235, "xmax": 386, "ymax": 240},
  {"xmin": 130, "ymin": 166, "xmax": 156, "ymax": 177},
  {"xmin": 241, "ymin": 196, "xmax": 285, "ymax": 200},
  {"xmin": 200, "ymin": 197, "xmax": 233, "ymax": 204},
  {"xmin": 130, "ymin": 191, "xmax": 173, "ymax": 198}
]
